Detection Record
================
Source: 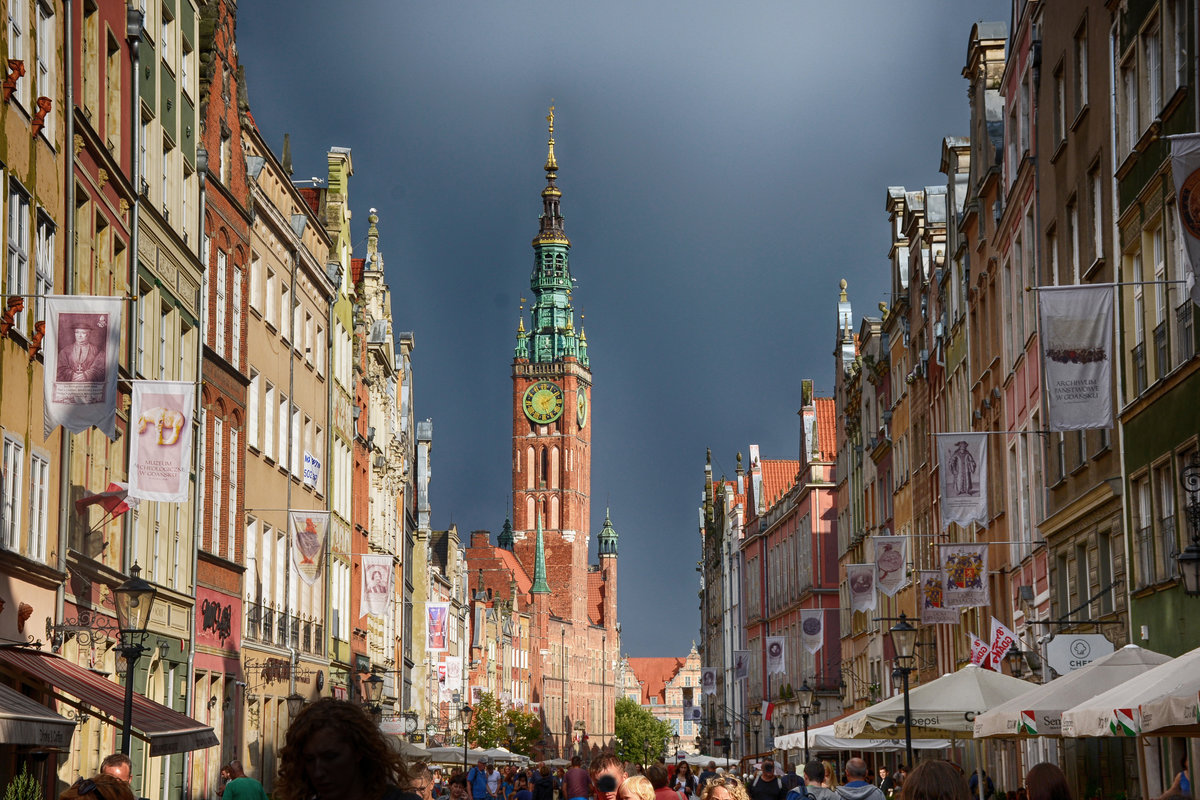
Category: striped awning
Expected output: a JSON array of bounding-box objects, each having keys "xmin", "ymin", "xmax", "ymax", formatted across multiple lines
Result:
[
  {"xmin": 0, "ymin": 681, "xmax": 75, "ymax": 748},
  {"xmin": 0, "ymin": 648, "xmax": 218, "ymax": 756}
]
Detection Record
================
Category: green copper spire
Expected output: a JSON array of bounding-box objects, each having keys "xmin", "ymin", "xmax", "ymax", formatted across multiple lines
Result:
[
  {"xmin": 518, "ymin": 104, "xmax": 588, "ymax": 368},
  {"xmin": 498, "ymin": 517, "xmax": 515, "ymax": 551},
  {"xmin": 598, "ymin": 508, "xmax": 618, "ymax": 556},
  {"xmin": 531, "ymin": 513, "xmax": 550, "ymax": 593}
]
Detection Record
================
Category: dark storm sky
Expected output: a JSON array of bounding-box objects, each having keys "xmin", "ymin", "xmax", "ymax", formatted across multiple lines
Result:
[{"xmin": 237, "ymin": 1, "xmax": 1008, "ymax": 658}]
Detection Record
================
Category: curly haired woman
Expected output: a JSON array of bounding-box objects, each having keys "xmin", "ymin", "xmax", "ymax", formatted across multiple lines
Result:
[
  {"xmin": 275, "ymin": 698, "xmax": 418, "ymax": 800},
  {"xmin": 700, "ymin": 774, "xmax": 751, "ymax": 800}
]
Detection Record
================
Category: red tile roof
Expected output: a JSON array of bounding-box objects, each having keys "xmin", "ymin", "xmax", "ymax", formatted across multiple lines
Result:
[
  {"xmin": 813, "ymin": 397, "xmax": 838, "ymax": 462},
  {"xmin": 626, "ymin": 657, "xmax": 685, "ymax": 705},
  {"xmin": 298, "ymin": 187, "xmax": 320, "ymax": 217},
  {"xmin": 760, "ymin": 459, "xmax": 799, "ymax": 506},
  {"xmin": 351, "ymin": 257, "xmax": 366, "ymax": 284}
]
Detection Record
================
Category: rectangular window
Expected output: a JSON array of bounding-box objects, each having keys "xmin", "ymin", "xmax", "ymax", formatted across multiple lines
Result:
[
  {"xmin": 220, "ymin": 133, "xmax": 231, "ymax": 186},
  {"xmin": 161, "ymin": 139, "xmax": 172, "ymax": 210},
  {"xmin": 231, "ymin": 265, "xmax": 242, "ymax": 368},
  {"xmin": 293, "ymin": 300, "xmax": 302, "ymax": 354},
  {"xmin": 1054, "ymin": 66, "xmax": 1066, "ymax": 144},
  {"xmin": 1047, "ymin": 231, "xmax": 1059, "ymax": 287},
  {"xmin": 180, "ymin": 42, "xmax": 192, "ymax": 98},
  {"xmin": 1171, "ymin": 0, "xmax": 1188, "ymax": 91},
  {"xmin": 278, "ymin": 393, "xmax": 288, "ymax": 470},
  {"xmin": 250, "ymin": 253, "xmax": 263, "ymax": 311},
  {"xmin": 1075, "ymin": 543, "xmax": 1090, "ymax": 615},
  {"xmin": 1090, "ymin": 167, "xmax": 1103, "ymax": 263},
  {"xmin": 160, "ymin": 4, "xmax": 172, "ymax": 65},
  {"xmin": 263, "ymin": 383, "xmax": 275, "ymax": 460},
  {"xmin": 247, "ymin": 369, "xmax": 260, "ymax": 449},
  {"xmin": 158, "ymin": 306, "xmax": 170, "ymax": 380},
  {"xmin": 228, "ymin": 427, "xmax": 238, "ymax": 562},
  {"xmin": 34, "ymin": 212, "xmax": 54, "ymax": 324},
  {"xmin": 1146, "ymin": 27, "xmax": 1162, "ymax": 115},
  {"xmin": 280, "ymin": 281, "xmax": 291, "ymax": 342},
  {"xmin": 28, "ymin": 451, "xmax": 49, "ymax": 561},
  {"xmin": 1, "ymin": 435, "xmax": 24, "ymax": 551},
  {"xmin": 36, "ymin": 0, "xmax": 55, "ymax": 140},
  {"xmin": 8, "ymin": 0, "xmax": 27, "ymax": 107},
  {"xmin": 1068, "ymin": 200, "xmax": 1081, "ymax": 283},
  {"xmin": 105, "ymin": 34, "xmax": 121, "ymax": 154},
  {"xmin": 7, "ymin": 182, "xmax": 31, "ymax": 332},
  {"xmin": 1097, "ymin": 528, "xmax": 1115, "ymax": 615},
  {"xmin": 1074, "ymin": 25, "xmax": 1089, "ymax": 114},
  {"xmin": 210, "ymin": 416, "xmax": 223, "ymax": 553},
  {"xmin": 215, "ymin": 249, "xmax": 227, "ymax": 356},
  {"xmin": 1134, "ymin": 477, "xmax": 1153, "ymax": 588},
  {"xmin": 1122, "ymin": 59, "xmax": 1139, "ymax": 151},
  {"xmin": 1154, "ymin": 463, "xmax": 1177, "ymax": 582},
  {"xmin": 290, "ymin": 406, "xmax": 300, "ymax": 478}
]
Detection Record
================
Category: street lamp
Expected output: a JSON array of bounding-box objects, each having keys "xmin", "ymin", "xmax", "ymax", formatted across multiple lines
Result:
[
  {"xmin": 1005, "ymin": 642, "xmax": 1025, "ymax": 678},
  {"xmin": 797, "ymin": 680, "xmax": 816, "ymax": 763},
  {"xmin": 460, "ymin": 704, "xmax": 474, "ymax": 768},
  {"xmin": 286, "ymin": 693, "xmax": 306, "ymax": 720},
  {"xmin": 748, "ymin": 707, "xmax": 762, "ymax": 757},
  {"xmin": 889, "ymin": 611, "xmax": 918, "ymax": 772},
  {"xmin": 1178, "ymin": 453, "xmax": 1200, "ymax": 596},
  {"xmin": 113, "ymin": 563, "xmax": 158, "ymax": 755},
  {"xmin": 506, "ymin": 720, "xmax": 517, "ymax": 749},
  {"xmin": 672, "ymin": 733, "xmax": 680, "ymax": 758}
]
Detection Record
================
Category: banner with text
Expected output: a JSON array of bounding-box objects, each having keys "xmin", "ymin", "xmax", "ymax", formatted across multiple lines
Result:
[
  {"xmin": 873, "ymin": 536, "xmax": 908, "ymax": 596},
  {"xmin": 1168, "ymin": 133, "xmax": 1200, "ymax": 308},
  {"xmin": 44, "ymin": 295, "xmax": 123, "ymax": 439},
  {"xmin": 940, "ymin": 543, "xmax": 989, "ymax": 608},
  {"xmin": 766, "ymin": 636, "xmax": 786, "ymax": 674},
  {"xmin": 360, "ymin": 554, "xmax": 393, "ymax": 617},
  {"xmin": 128, "ymin": 381, "xmax": 194, "ymax": 502},
  {"xmin": 918, "ymin": 571, "xmax": 958, "ymax": 625},
  {"xmin": 289, "ymin": 510, "xmax": 329, "ymax": 587},
  {"xmin": 988, "ymin": 616, "xmax": 1017, "ymax": 671},
  {"xmin": 1039, "ymin": 285, "xmax": 1114, "ymax": 431},
  {"xmin": 801, "ymin": 609, "xmax": 824, "ymax": 654},
  {"xmin": 847, "ymin": 564, "xmax": 877, "ymax": 613},
  {"xmin": 968, "ymin": 632, "xmax": 991, "ymax": 668},
  {"xmin": 937, "ymin": 433, "xmax": 989, "ymax": 528}
]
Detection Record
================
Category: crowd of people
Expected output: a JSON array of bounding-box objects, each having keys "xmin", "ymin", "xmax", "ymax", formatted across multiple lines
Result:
[{"xmin": 55, "ymin": 699, "xmax": 1158, "ymax": 800}]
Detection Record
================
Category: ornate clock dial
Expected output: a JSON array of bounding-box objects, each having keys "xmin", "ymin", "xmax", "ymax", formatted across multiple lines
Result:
[
  {"xmin": 523, "ymin": 381, "xmax": 564, "ymax": 423},
  {"xmin": 577, "ymin": 387, "xmax": 588, "ymax": 428}
]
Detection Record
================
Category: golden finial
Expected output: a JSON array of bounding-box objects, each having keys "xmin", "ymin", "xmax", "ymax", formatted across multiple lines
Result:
[
  {"xmin": 547, "ymin": 103, "xmax": 555, "ymax": 135},
  {"xmin": 545, "ymin": 102, "xmax": 558, "ymax": 173},
  {"xmin": 839, "ymin": 278, "xmax": 848, "ymax": 302}
]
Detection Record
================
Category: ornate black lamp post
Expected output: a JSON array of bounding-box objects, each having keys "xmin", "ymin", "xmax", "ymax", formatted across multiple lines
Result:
[
  {"xmin": 749, "ymin": 707, "xmax": 762, "ymax": 757},
  {"xmin": 1178, "ymin": 453, "xmax": 1200, "ymax": 596},
  {"xmin": 364, "ymin": 673, "xmax": 384, "ymax": 721},
  {"xmin": 797, "ymin": 680, "xmax": 816, "ymax": 763},
  {"xmin": 889, "ymin": 611, "xmax": 918, "ymax": 772},
  {"xmin": 113, "ymin": 563, "xmax": 158, "ymax": 755},
  {"xmin": 506, "ymin": 720, "xmax": 517, "ymax": 749},
  {"xmin": 460, "ymin": 703, "xmax": 474, "ymax": 768},
  {"xmin": 672, "ymin": 733, "xmax": 680, "ymax": 758},
  {"xmin": 286, "ymin": 692, "xmax": 306, "ymax": 720}
]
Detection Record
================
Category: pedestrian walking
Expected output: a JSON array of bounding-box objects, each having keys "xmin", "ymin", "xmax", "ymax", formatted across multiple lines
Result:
[
  {"xmin": 621, "ymin": 777, "xmax": 656, "ymax": 800},
  {"xmin": 221, "ymin": 760, "xmax": 269, "ymax": 800},
  {"xmin": 803, "ymin": 762, "xmax": 834, "ymax": 800},
  {"xmin": 700, "ymin": 776, "xmax": 751, "ymax": 800},
  {"xmin": 897, "ymin": 762, "xmax": 968, "ymax": 800},
  {"xmin": 834, "ymin": 759, "xmax": 885, "ymax": 800},
  {"xmin": 1151, "ymin": 756, "xmax": 1191, "ymax": 800},
  {"xmin": 564, "ymin": 756, "xmax": 591, "ymax": 800},
  {"xmin": 591, "ymin": 755, "xmax": 627, "ymax": 800},
  {"xmin": 59, "ymin": 775, "xmax": 135, "ymax": 800},
  {"xmin": 748, "ymin": 760, "xmax": 786, "ymax": 800},
  {"xmin": 99, "ymin": 754, "xmax": 132, "ymax": 784},
  {"xmin": 1025, "ymin": 764, "xmax": 1072, "ymax": 800},
  {"xmin": 469, "ymin": 760, "xmax": 491, "ymax": 800}
]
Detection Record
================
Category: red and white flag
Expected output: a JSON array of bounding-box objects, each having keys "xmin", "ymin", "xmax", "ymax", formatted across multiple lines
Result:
[
  {"xmin": 761, "ymin": 700, "xmax": 775, "ymax": 721},
  {"xmin": 988, "ymin": 617, "xmax": 1018, "ymax": 671},
  {"xmin": 968, "ymin": 632, "xmax": 991, "ymax": 668}
]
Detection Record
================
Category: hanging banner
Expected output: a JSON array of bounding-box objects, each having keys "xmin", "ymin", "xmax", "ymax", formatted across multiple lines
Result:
[
  {"xmin": 288, "ymin": 510, "xmax": 329, "ymax": 587},
  {"xmin": 445, "ymin": 655, "xmax": 462, "ymax": 688},
  {"xmin": 937, "ymin": 433, "xmax": 989, "ymax": 528},
  {"xmin": 43, "ymin": 295, "xmax": 123, "ymax": 439},
  {"xmin": 1168, "ymin": 133, "xmax": 1200, "ymax": 308},
  {"xmin": 733, "ymin": 650, "xmax": 750, "ymax": 681},
  {"xmin": 847, "ymin": 564, "xmax": 877, "ymax": 612},
  {"xmin": 987, "ymin": 616, "xmax": 1018, "ymax": 671},
  {"xmin": 873, "ymin": 536, "xmax": 908, "ymax": 596},
  {"xmin": 1039, "ymin": 285, "xmax": 1114, "ymax": 431},
  {"xmin": 968, "ymin": 632, "xmax": 991, "ymax": 668},
  {"xmin": 918, "ymin": 571, "xmax": 958, "ymax": 625},
  {"xmin": 360, "ymin": 554, "xmax": 392, "ymax": 617},
  {"xmin": 801, "ymin": 609, "xmax": 824, "ymax": 654},
  {"xmin": 940, "ymin": 543, "xmax": 989, "ymax": 608},
  {"xmin": 701, "ymin": 667, "xmax": 717, "ymax": 695},
  {"xmin": 426, "ymin": 602, "xmax": 450, "ymax": 652},
  {"xmin": 127, "ymin": 381, "xmax": 194, "ymax": 502},
  {"xmin": 766, "ymin": 636, "xmax": 786, "ymax": 674}
]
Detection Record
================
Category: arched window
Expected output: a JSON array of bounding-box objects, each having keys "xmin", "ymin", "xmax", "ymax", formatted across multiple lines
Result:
[
  {"xmin": 550, "ymin": 447, "xmax": 560, "ymax": 489},
  {"xmin": 525, "ymin": 447, "xmax": 535, "ymax": 489},
  {"xmin": 541, "ymin": 448, "xmax": 549, "ymax": 487},
  {"xmin": 525, "ymin": 496, "xmax": 535, "ymax": 531},
  {"xmin": 550, "ymin": 496, "xmax": 560, "ymax": 529}
]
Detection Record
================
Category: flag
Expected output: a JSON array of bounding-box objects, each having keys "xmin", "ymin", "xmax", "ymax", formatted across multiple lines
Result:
[
  {"xmin": 847, "ymin": 564, "xmax": 877, "ymax": 612},
  {"xmin": 937, "ymin": 433, "xmax": 989, "ymax": 528},
  {"xmin": 288, "ymin": 510, "xmax": 329, "ymax": 587},
  {"xmin": 360, "ymin": 554, "xmax": 392, "ymax": 617},
  {"xmin": 800, "ymin": 609, "xmax": 824, "ymax": 654},
  {"xmin": 761, "ymin": 700, "xmax": 775, "ymax": 721},
  {"xmin": 733, "ymin": 650, "xmax": 750, "ymax": 681},
  {"xmin": 701, "ymin": 667, "xmax": 717, "ymax": 695},
  {"xmin": 43, "ymin": 295, "xmax": 123, "ymax": 439},
  {"xmin": 939, "ymin": 543, "xmax": 989, "ymax": 607},
  {"xmin": 918, "ymin": 571, "xmax": 957, "ymax": 625},
  {"xmin": 1168, "ymin": 133, "xmax": 1200, "ymax": 307},
  {"xmin": 74, "ymin": 482, "xmax": 139, "ymax": 517},
  {"xmin": 1110, "ymin": 708, "xmax": 1140, "ymax": 737},
  {"xmin": 426, "ymin": 602, "xmax": 450, "ymax": 652},
  {"xmin": 128, "ymin": 381, "xmax": 194, "ymax": 502},
  {"xmin": 1018, "ymin": 710, "xmax": 1037, "ymax": 735},
  {"xmin": 766, "ymin": 636, "xmax": 786, "ymax": 674},
  {"xmin": 1039, "ymin": 285, "xmax": 1114, "ymax": 431},
  {"xmin": 968, "ymin": 632, "xmax": 990, "ymax": 668},
  {"xmin": 987, "ymin": 616, "xmax": 1017, "ymax": 671},
  {"xmin": 873, "ymin": 536, "xmax": 909, "ymax": 596}
]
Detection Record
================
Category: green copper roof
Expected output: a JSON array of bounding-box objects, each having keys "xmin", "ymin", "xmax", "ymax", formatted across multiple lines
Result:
[
  {"xmin": 531, "ymin": 514, "xmax": 550, "ymax": 594},
  {"xmin": 498, "ymin": 518, "xmax": 515, "ymax": 551},
  {"xmin": 515, "ymin": 107, "xmax": 588, "ymax": 368},
  {"xmin": 598, "ymin": 508, "xmax": 618, "ymax": 556}
]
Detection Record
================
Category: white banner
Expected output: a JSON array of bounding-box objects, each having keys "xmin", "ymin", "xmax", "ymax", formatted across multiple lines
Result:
[
  {"xmin": 427, "ymin": 602, "xmax": 450, "ymax": 652},
  {"xmin": 940, "ymin": 543, "xmax": 989, "ymax": 608},
  {"xmin": 128, "ymin": 381, "xmax": 194, "ymax": 502},
  {"xmin": 44, "ymin": 295, "xmax": 123, "ymax": 439},
  {"xmin": 733, "ymin": 650, "xmax": 750, "ymax": 681},
  {"xmin": 1168, "ymin": 133, "xmax": 1200, "ymax": 307},
  {"xmin": 360, "ymin": 554, "xmax": 392, "ymax": 617},
  {"xmin": 303, "ymin": 451, "xmax": 321, "ymax": 487},
  {"xmin": 847, "ymin": 564, "xmax": 877, "ymax": 612},
  {"xmin": 1039, "ymin": 285, "xmax": 1114, "ymax": 431},
  {"xmin": 937, "ymin": 433, "xmax": 989, "ymax": 528},
  {"xmin": 766, "ymin": 636, "xmax": 786, "ymax": 674},
  {"xmin": 968, "ymin": 632, "xmax": 991, "ymax": 668},
  {"xmin": 288, "ymin": 510, "xmax": 329, "ymax": 587},
  {"xmin": 873, "ymin": 536, "xmax": 908, "ymax": 596},
  {"xmin": 445, "ymin": 655, "xmax": 462, "ymax": 690},
  {"xmin": 800, "ymin": 609, "xmax": 824, "ymax": 654},
  {"xmin": 918, "ymin": 571, "xmax": 958, "ymax": 625},
  {"xmin": 988, "ymin": 616, "xmax": 1018, "ymax": 671},
  {"xmin": 701, "ymin": 667, "xmax": 717, "ymax": 695}
]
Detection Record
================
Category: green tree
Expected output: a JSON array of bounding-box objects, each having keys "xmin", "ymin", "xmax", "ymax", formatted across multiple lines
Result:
[
  {"xmin": 504, "ymin": 706, "xmax": 544, "ymax": 756},
  {"xmin": 2, "ymin": 765, "xmax": 39, "ymax": 800},
  {"xmin": 614, "ymin": 696, "xmax": 673, "ymax": 767},
  {"xmin": 466, "ymin": 692, "xmax": 543, "ymax": 754}
]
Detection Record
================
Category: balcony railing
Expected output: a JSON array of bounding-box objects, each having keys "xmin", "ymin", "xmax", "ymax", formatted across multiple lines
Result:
[
  {"xmin": 1177, "ymin": 302, "xmax": 1195, "ymax": 363},
  {"xmin": 1133, "ymin": 343, "xmax": 1147, "ymax": 395},
  {"xmin": 244, "ymin": 603, "xmax": 324, "ymax": 657}
]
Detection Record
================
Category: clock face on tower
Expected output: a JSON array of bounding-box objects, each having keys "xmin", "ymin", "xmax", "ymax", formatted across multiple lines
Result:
[
  {"xmin": 577, "ymin": 386, "xmax": 588, "ymax": 428},
  {"xmin": 523, "ymin": 381, "xmax": 565, "ymax": 424}
]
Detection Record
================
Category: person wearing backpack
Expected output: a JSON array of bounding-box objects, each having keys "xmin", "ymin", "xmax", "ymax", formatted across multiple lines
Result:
[
  {"xmin": 749, "ymin": 761, "xmax": 786, "ymax": 800},
  {"xmin": 801, "ymin": 763, "xmax": 834, "ymax": 800}
]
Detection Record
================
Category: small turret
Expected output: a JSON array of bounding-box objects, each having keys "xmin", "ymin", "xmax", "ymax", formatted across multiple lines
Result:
[
  {"xmin": 598, "ymin": 509, "xmax": 618, "ymax": 556},
  {"xmin": 498, "ymin": 518, "xmax": 515, "ymax": 552}
]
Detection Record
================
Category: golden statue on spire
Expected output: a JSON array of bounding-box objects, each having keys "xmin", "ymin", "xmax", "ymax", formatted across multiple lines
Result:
[
  {"xmin": 544, "ymin": 102, "xmax": 558, "ymax": 172},
  {"xmin": 547, "ymin": 103, "xmax": 555, "ymax": 134}
]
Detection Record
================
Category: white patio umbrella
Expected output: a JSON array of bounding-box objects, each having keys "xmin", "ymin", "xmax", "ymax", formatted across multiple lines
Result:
[
  {"xmin": 776, "ymin": 720, "xmax": 951, "ymax": 752},
  {"xmin": 973, "ymin": 644, "xmax": 1172, "ymax": 738},
  {"xmin": 835, "ymin": 664, "xmax": 1036, "ymax": 739},
  {"xmin": 1061, "ymin": 644, "xmax": 1200, "ymax": 737}
]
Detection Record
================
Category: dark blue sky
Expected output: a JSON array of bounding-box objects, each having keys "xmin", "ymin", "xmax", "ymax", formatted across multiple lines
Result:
[{"xmin": 238, "ymin": 1, "xmax": 1008, "ymax": 657}]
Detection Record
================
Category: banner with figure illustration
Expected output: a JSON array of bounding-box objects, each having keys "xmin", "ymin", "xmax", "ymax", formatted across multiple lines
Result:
[
  {"xmin": 701, "ymin": 667, "xmax": 717, "ymax": 695},
  {"xmin": 1039, "ymin": 285, "xmax": 1114, "ymax": 430},
  {"xmin": 44, "ymin": 295, "xmax": 123, "ymax": 439},
  {"xmin": 128, "ymin": 381, "xmax": 194, "ymax": 502},
  {"xmin": 847, "ymin": 564, "xmax": 877, "ymax": 612},
  {"xmin": 801, "ymin": 609, "xmax": 824, "ymax": 654},
  {"xmin": 766, "ymin": 636, "xmax": 786, "ymax": 674},
  {"xmin": 939, "ymin": 543, "xmax": 989, "ymax": 608},
  {"xmin": 733, "ymin": 650, "xmax": 750, "ymax": 681},
  {"xmin": 937, "ymin": 433, "xmax": 989, "ymax": 528},
  {"xmin": 918, "ymin": 571, "xmax": 958, "ymax": 625},
  {"xmin": 288, "ymin": 510, "xmax": 329, "ymax": 587},
  {"xmin": 1168, "ymin": 133, "xmax": 1200, "ymax": 308},
  {"xmin": 873, "ymin": 536, "xmax": 909, "ymax": 596},
  {"xmin": 426, "ymin": 602, "xmax": 450, "ymax": 652},
  {"xmin": 360, "ymin": 554, "xmax": 393, "ymax": 617}
]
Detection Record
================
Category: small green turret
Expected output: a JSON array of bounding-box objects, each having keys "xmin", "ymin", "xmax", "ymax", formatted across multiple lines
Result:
[{"xmin": 598, "ymin": 509, "xmax": 618, "ymax": 556}]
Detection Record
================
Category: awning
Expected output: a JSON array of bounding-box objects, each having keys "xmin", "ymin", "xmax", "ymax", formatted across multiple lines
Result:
[
  {"xmin": 0, "ymin": 681, "xmax": 76, "ymax": 748},
  {"xmin": 1061, "ymin": 643, "xmax": 1200, "ymax": 737},
  {"xmin": 0, "ymin": 648, "xmax": 218, "ymax": 756},
  {"xmin": 776, "ymin": 719, "xmax": 951, "ymax": 752}
]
